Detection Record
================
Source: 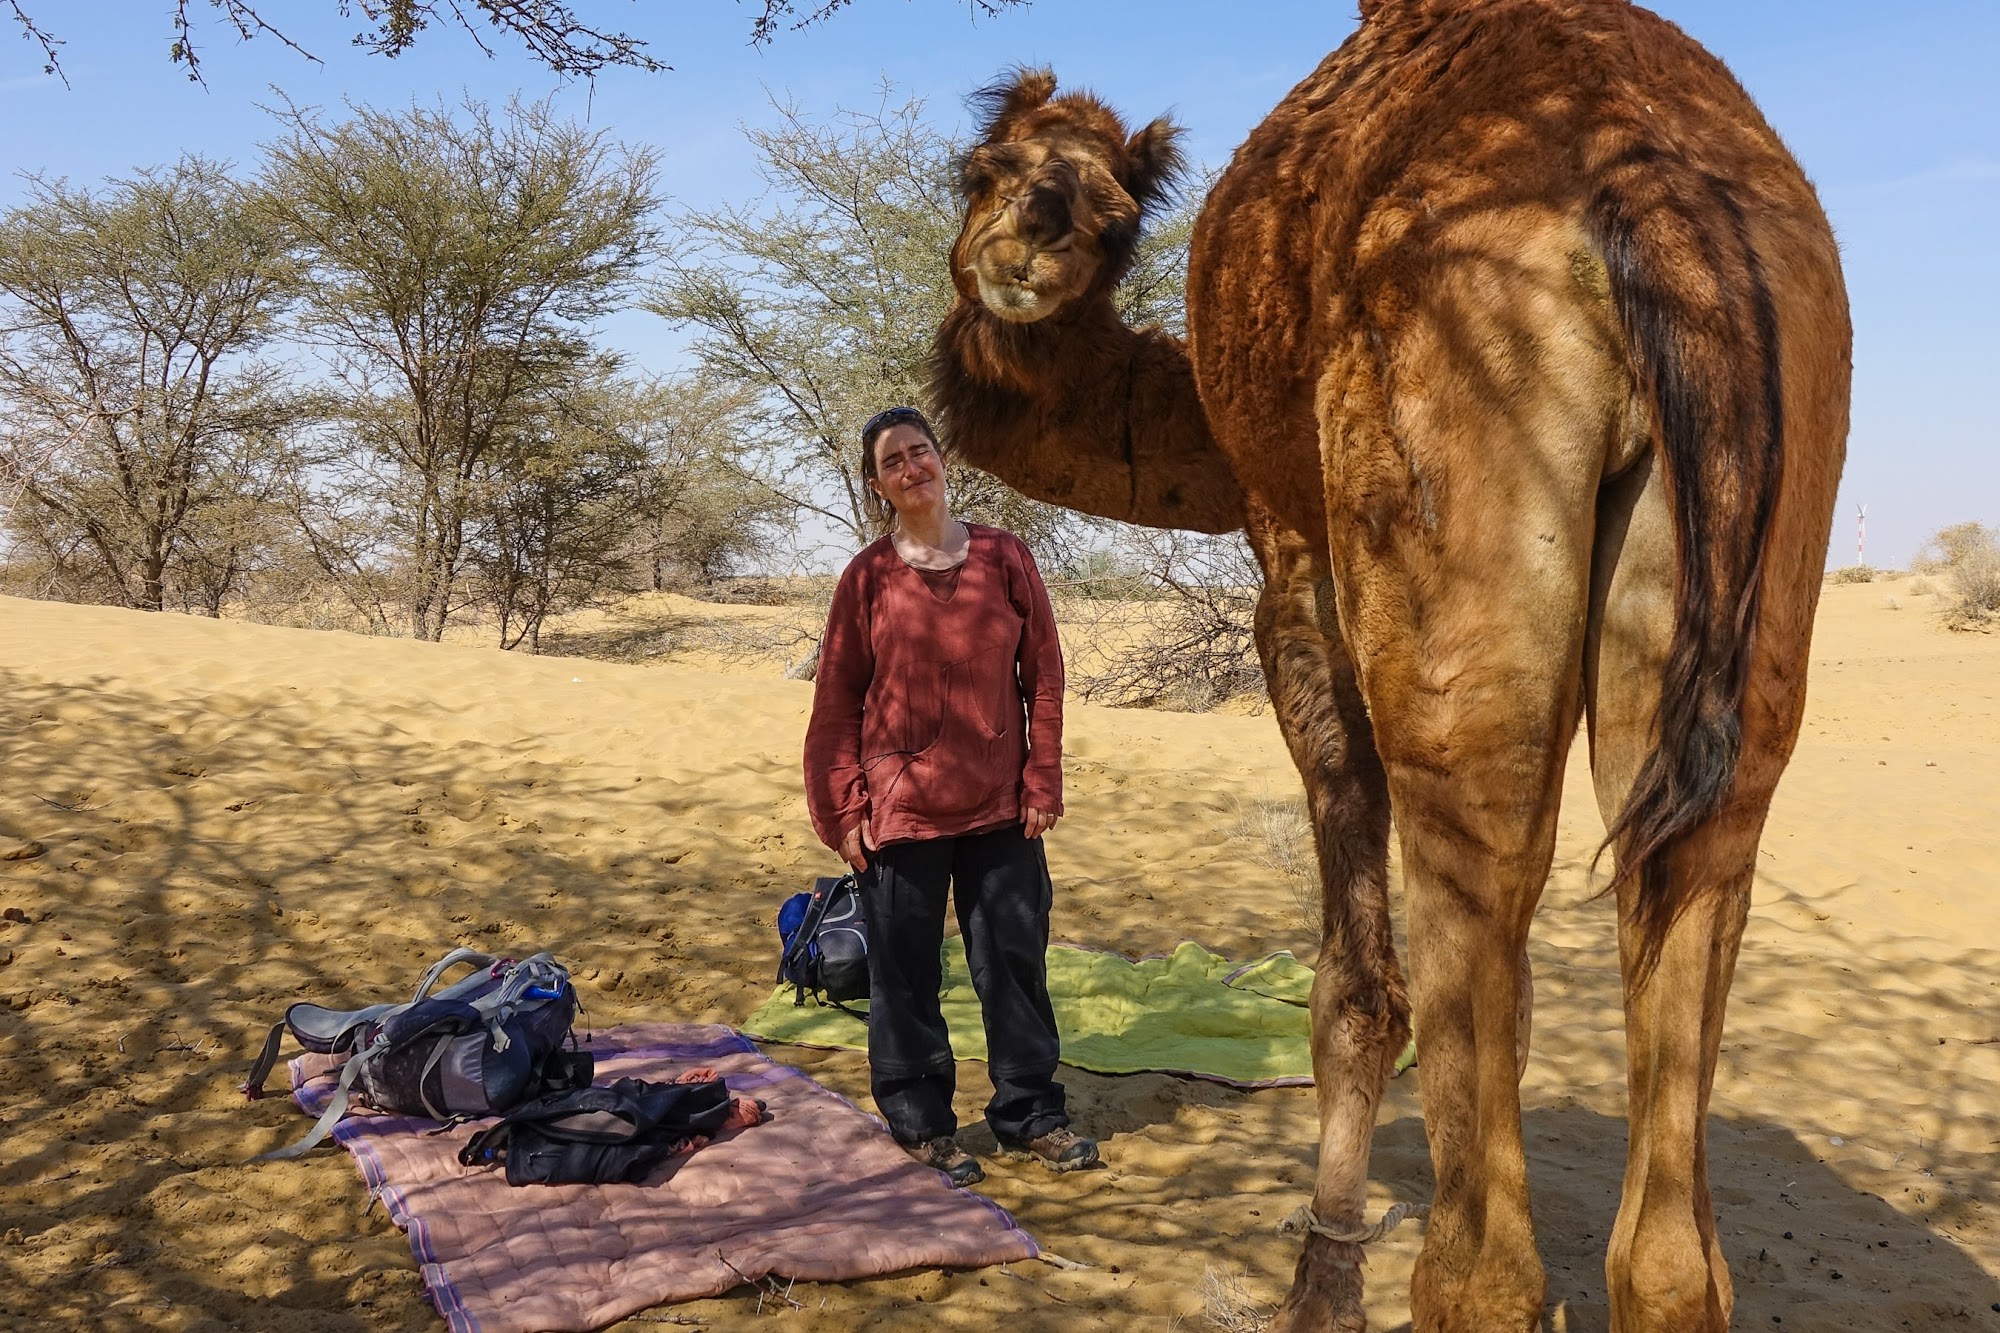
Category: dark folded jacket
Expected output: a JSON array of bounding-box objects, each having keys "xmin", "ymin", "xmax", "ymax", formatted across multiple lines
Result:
[{"xmin": 459, "ymin": 1076, "xmax": 737, "ymax": 1186}]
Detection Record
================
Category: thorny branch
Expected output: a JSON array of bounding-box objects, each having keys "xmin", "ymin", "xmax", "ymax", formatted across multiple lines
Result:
[
  {"xmin": 5, "ymin": 1, "xmax": 63, "ymax": 84},
  {"xmin": 715, "ymin": 1250, "xmax": 803, "ymax": 1312},
  {"xmin": 10, "ymin": 1, "xmax": 1031, "ymax": 83},
  {"xmin": 749, "ymin": 0, "xmax": 1025, "ymax": 46},
  {"xmin": 170, "ymin": 0, "xmax": 322, "ymax": 85}
]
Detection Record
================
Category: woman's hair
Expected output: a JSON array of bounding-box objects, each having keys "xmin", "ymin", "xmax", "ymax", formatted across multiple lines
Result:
[{"xmin": 859, "ymin": 405, "xmax": 943, "ymax": 535}]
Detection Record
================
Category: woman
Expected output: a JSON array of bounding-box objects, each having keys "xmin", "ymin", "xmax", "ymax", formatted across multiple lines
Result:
[{"xmin": 802, "ymin": 405, "xmax": 1098, "ymax": 1188}]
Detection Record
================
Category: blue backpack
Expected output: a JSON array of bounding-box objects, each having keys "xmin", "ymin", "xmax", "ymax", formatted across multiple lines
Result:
[{"xmin": 777, "ymin": 874, "xmax": 869, "ymax": 1013}]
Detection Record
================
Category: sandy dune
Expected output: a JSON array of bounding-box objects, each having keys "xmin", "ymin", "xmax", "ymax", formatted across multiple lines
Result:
[{"xmin": 1, "ymin": 578, "xmax": 1995, "ymax": 1331}]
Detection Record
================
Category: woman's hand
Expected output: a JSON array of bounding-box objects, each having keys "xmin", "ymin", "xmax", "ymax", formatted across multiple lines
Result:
[
  {"xmin": 839, "ymin": 817, "xmax": 873, "ymax": 872},
  {"xmin": 1022, "ymin": 805, "xmax": 1060, "ymax": 839}
]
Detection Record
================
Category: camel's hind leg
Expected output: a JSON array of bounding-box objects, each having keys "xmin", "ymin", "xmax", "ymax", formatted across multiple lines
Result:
[
  {"xmin": 1315, "ymin": 222, "xmax": 1630, "ymax": 1331},
  {"xmin": 1587, "ymin": 449, "xmax": 1750, "ymax": 1331},
  {"xmin": 1588, "ymin": 432, "xmax": 1835, "ymax": 1328},
  {"xmin": 1249, "ymin": 507, "xmax": 1406, "ymax": 1333}
]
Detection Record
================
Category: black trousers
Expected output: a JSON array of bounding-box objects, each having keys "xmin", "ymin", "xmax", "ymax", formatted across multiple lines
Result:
[{"xmin": 860, "ymin": 823, "xmax": 1068, "ymax": 1146}]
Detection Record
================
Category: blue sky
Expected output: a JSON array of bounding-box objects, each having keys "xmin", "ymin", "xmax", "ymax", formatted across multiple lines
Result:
[{"xmin": 4, "ymin": 0, "xmax": 1992, "ymax": 567}]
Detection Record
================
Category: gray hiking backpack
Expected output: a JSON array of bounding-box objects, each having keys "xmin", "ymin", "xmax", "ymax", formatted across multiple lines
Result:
[{"xmin": 241, "ymin": 949, "xmax": 590, "ymax": 1160}]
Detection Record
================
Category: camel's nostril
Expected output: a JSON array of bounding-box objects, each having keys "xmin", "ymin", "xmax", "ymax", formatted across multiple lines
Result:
[{"xmin": 1016, "ymin": 183, "xmax": 1073, "ymax": 247}]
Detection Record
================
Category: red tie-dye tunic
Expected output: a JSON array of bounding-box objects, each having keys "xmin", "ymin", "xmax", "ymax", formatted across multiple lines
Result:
[{"xmin": 803, "ymin": 524, "xmax": 1064, "ymax": 851}]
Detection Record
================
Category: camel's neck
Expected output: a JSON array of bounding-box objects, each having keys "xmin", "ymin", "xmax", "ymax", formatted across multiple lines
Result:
[{"xmin": 929, "ymin": 297, "xmax": 1243, "ymax": 534}]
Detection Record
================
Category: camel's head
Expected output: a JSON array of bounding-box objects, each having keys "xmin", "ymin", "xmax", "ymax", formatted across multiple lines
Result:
[{"xmin": 950, "ymin": 68, "xmax": 1185, "ymax": 324}]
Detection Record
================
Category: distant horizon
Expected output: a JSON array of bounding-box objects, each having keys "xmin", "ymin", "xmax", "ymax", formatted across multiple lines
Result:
[{"xmin": 3, "ymin": 1, "xmax": 1992, "ymax": 569}]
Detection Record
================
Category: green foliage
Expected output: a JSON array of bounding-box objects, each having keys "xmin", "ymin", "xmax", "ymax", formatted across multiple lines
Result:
[
  {"xmin": 1049, "ymin": 548, "xmax": 1163, "ymax": 602},
  {"xmin": 262, "ymin": 94, "xmax": 661, "ymax": 639},
  {"xmin": 0, "ymin": 157, "xmax": 302, "ymax": 612},
  {"xmin": 647, "ymin": 86, "xmax": 1201, "ymax": 566},
  {"xmin": 647, "ymin": 89, "xmax": 956, "ymax": 549},
  {"xmin": 619, "ymin": 373, "xmax": 789, "ymax": 590},
  {"xmin": 468, "ymin": 369, "xmax": 650, "ymax": 651}
]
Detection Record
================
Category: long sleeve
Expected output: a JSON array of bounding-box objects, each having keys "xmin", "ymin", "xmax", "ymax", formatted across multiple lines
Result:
[
  {"xmin": 1012, "ymin": 541, "xmax": 1066, "ymax": 815},
  {"xmin": 802, "ymin": 561, "xmax": 874, "ymax": 850}
]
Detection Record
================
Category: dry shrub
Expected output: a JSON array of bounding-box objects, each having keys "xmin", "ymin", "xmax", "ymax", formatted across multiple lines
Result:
[
  {"xmin": 1918, "ymin": 521, "xmax": 2000, "ymax": 631},
  {"xmin": 1908, "ymin": 575, "xmax": 1935, "ymax": 596},
  {"xmin": 1069, "ymin": 530, "xmax": 1263, "ymax": 711},
  {"xmin": 1196, "ymin": 1266, "xmax": 1275, "ymax": 1333},
  {"xmin": 1237, "ymin": 794, "xmax": 1319, "ymax": 940},
  {"xmin": 1828, "ymin": 564, "xmax": 1875, "ymax": 585}
]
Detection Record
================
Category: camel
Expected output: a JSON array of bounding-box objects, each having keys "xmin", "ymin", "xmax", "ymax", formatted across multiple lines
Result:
[{"xmin": 928, "ymin": 2, "xmax": 1850, "ymax": 1329}]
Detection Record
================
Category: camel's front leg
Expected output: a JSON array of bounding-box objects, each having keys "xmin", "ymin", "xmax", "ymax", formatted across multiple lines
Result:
[{"xmin": 1249, "ymin": 515, "xmax": 1405, "ymax": 1333}]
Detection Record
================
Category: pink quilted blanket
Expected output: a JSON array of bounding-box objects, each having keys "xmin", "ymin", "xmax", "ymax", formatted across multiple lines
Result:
[{"xmin": 288, "ymin": 1023, "xmax": 1039, "ymax": 1333}]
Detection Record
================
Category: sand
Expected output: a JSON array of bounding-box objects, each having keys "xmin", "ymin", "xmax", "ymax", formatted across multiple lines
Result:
[{"xmin": 1, "ymin": 576, "xmax": 1996, "ymax": 1331}]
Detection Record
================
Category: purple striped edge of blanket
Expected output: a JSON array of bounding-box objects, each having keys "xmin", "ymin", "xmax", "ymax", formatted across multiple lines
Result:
[
  {"xmin": 286, "ymin": 1023, "xmax": 1041, "ymax": 1317},
  {"xmin": 414, "ymin": 1219, "xmax": 478, "ymax": 1333},
  {"xmin": 700, "ymin": 1038, "xmax": 1043, "ymax": 1261}
]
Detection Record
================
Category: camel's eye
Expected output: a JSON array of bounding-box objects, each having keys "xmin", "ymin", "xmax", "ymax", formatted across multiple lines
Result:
[
  {"xmin": 957, "ymin": 144, "xmax": 1030, "ymax": 200},
  {"xmin": 1033, "ymin": 159, "xmax": 1082, "ymax": 195}
]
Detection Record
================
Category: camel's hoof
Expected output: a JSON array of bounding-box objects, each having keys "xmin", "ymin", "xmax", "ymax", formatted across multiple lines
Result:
[{"xmin": 1275, "ymin": 1236, "xmax": 1367, "ymax": 1333}]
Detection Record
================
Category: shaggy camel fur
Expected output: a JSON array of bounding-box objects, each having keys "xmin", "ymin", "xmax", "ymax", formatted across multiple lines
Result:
[{"xmin": 929, "ymin": 2, "xmax": 1850, "ymax": 1329}]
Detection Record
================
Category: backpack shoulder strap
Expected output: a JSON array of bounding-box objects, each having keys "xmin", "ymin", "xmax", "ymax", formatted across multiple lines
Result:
[
  {"xmin": 239, "ymin": 1021, "xmax": 290, "ymax": 1100},
  {"xmin": 780, "ymin": 875, "xmax": 853, "ymax": 977},
  {"xmin": 238, "ymin": 998, "xmax": 401, "ymax": 1099},
  {"xmin": 412, "ymin": 948, "xmax": 503, "ymax": 1002},
  {"xmin": 249, "ymin": 1039, "xmax": 378, "ymax": 1161}
]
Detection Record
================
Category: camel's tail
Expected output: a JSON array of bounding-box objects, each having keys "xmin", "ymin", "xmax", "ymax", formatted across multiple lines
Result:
[{"xmin": 1586, "ymin": 148, "xmax": 1786, "ymax": 961}]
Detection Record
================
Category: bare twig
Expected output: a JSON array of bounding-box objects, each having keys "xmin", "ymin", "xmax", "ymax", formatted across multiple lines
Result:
[
  {"xmin": 342, "ymin": 0, "xmax": 663, "ymax": 74},
  {"xmin": 749, "ymin": 0, "xmax": 1025, "ymax": 45},
  {"xmin": 4, "ymin": 1, "xmax": 65, "ymax": 84},
  {"xmin": 999, "ymin": 1265, "xmax": 1072, "ymax": 1305},
  {"xmin": 169, "ymin": 0, "xmax": 322, "ymax": 86},
  {"xmin": 714, "ymin": 1250, "xmax": 802, "ymax": 1312}
]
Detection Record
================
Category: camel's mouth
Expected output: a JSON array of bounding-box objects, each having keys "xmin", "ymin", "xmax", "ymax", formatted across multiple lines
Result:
[
  {"xmin": 973, "ymin": 272, "xmax": 1056, "ymax": 323},
  {"xmin": 966, "ymin": 238, "xmax": 1080, "ymax": 323}
]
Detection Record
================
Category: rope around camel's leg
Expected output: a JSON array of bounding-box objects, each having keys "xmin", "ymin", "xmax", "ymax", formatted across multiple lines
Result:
[{"xmin": 1278, "ymin": 1199, "xmax": 1431, "ymax": 1246}]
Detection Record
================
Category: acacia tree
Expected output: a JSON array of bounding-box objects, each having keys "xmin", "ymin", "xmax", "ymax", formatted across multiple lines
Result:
[
  {"xmin": 467, "ymin": 367, "xmax": 648, "ymax": 651},
  {"xmin": 648, "ymin": 92, "xmax": 955, "ymax": 550},
  {"xmin": 619, "ymin": 372, "xmax": 787, "ymax": 590},
  {"xmin": 262, "ymin": 95, "xmax": 660, "ymax": 639},
  {"xmin": 0, "ymin": 157, "xmax": 300, "ymax": 612},
  {"xmin": 649, "ymin": 89, "xmax": 1194, "ymax": 565}
]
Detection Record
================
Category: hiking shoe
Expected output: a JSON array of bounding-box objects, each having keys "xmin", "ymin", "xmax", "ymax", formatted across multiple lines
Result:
[
  {"xmin": 999, "ymin": 1126, "xmax": 1100, "ymax": 1172},
  {"xmin": 904, "ymin": 1136, "xmax": 984, "ymax": 1188}
]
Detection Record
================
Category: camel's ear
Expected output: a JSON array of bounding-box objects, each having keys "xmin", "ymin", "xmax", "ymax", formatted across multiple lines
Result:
[
  {"xmin": 968, "ymin": 66, "xmax": 1059, "ymax": 139},
  {"xmin": 1124, "ymin": 116, "xmax": 1188, "ymax": 214}
]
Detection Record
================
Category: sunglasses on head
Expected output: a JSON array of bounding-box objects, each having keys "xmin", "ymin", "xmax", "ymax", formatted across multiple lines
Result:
[{"xmin": 862, "ymin": 406, "xmax": 925, "ymax": 441}]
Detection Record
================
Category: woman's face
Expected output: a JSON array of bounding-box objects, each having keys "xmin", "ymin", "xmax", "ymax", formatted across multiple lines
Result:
[{"xmin": 869, "ymin": 422, "xmax": 946, "ymax": 516}]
